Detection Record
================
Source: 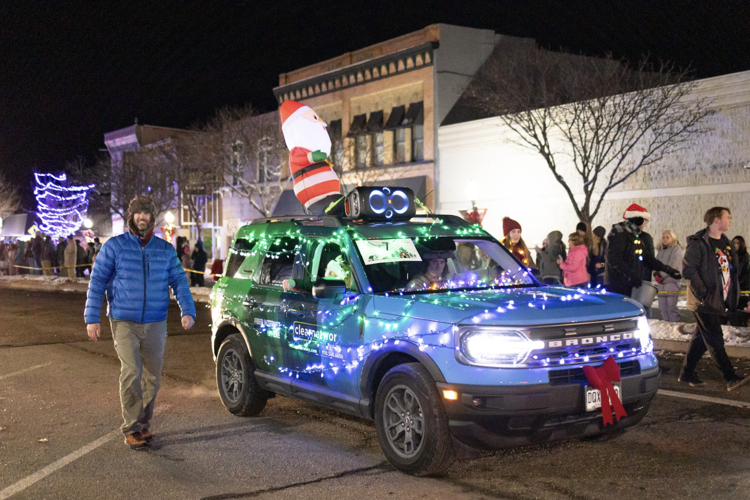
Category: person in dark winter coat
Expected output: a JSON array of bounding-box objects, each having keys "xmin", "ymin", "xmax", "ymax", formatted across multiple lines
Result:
[
  {"xmin": 680, "ymin": 207, "xmax": 750, "ymax": 391},
  {"xmin": 733, "ymin": 236, "xmax": 750, "ymax": 311},
  {"xmin": 31, "ymin": 234, "xmax": 43, "ymax": 274},
  {"xmin": 75, "ymin": 240, "xmax": 86, "ymax": 278},
  {"xmin": 55, "ymin": 238, "xmax": 66, "ymax": 275},
  {"xmin": 42, "ymin": 236, "xmax": 56, "ymax": 276},
  {"xmin": 605, "ymin": 203, "xmax": 680, "ymax": 297},
  {"xmin": 588, "ymin": 226, "xmax": 607, "ymax": 287},
  {"xmin": 535, "ymin": 230, "xmax": 566, "ymax": 284},
  {"xmin": 191, "ymin": 240, "xmax": 208, "ymax": 287}
]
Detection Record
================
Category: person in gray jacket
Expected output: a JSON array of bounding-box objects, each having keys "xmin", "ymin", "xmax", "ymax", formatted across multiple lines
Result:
[
  {"xmin": 535, "ymin": 230, "xmax": 566, "ymax": 285},
  {"xmin": 655, "ymin": 230, "xmax": 684, "ymax": 322}
]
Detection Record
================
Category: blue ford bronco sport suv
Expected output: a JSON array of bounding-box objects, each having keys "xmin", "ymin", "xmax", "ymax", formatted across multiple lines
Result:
[{"xmin": 210, "ymin": 188, "xmax": 659, "ymax": 476}]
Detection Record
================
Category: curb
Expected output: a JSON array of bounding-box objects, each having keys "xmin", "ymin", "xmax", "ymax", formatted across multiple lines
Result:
[{"xmin": 0, "ymin": 277, "xmax": 212, "ymax": 303}]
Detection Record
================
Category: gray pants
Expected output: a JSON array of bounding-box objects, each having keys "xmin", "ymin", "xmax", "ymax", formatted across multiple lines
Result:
[
  {"xmin": 110, "ymin": 319, "xmax": 167, "ymax": 436},
  {"xmin": 657, "ymin": 282, "xmax": 681, "ymax": 322}
]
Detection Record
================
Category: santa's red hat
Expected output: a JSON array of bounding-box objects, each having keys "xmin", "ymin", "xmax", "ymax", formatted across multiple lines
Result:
[
  {"xmin": 502, "ymin": 216, "xmax": 522, "ymax": 236},
  {"xmin": 280, "ymin": 100, "xmax": 311, "ymax": 132},
  {"xmin": 623, "ymin": 203, "xmax": 651, "ymax": 220}
]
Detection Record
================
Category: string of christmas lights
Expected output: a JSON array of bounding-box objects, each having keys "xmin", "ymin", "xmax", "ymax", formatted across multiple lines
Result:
[{"xmin": 34, "ymin": 172, "xmax": 95, "ymax": 240}]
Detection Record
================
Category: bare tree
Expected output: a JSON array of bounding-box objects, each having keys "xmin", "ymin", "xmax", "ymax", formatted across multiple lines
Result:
[
  {"xmin": 0, "ymin": 171, "xmax": 20, "ymax": 219},
  {"xmin": 206, "ymin": 106, "xmax": 288, "ymax": 218},
  {"xmin": 463, "ymin": 44, "xmax": 714, "ymax": 224},
  {"xmin": 86, "ymin": 149, "xmax": 179, "ymax": 221},
  {"xmin": 335, "ymin": 132, "xmax": 419, "ymax": 192},
  {"xmin": 158, "ymin": 131, "xmax": 222, "ymax": 237}
]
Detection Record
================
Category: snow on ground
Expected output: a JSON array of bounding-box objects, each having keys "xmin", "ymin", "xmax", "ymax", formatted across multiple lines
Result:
[{"xmin": 649, "ymin": 319, "xmax": 750, "ymax": 347}]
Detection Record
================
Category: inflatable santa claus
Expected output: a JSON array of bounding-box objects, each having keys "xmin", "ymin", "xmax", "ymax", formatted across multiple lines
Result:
[{"xmin": 280, "ymin": 100, "xmax": 344, "ymax": 215}]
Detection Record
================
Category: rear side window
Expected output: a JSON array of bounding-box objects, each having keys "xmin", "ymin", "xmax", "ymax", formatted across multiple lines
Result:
[{"xmin": 225, "ymin": 238, "xmax": 257, "ymax": 278}]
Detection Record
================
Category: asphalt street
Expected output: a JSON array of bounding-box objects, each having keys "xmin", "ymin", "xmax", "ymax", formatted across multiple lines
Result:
[{"xmin": 2, "ymin": 289, "xmax": 750, "ymax": 499}]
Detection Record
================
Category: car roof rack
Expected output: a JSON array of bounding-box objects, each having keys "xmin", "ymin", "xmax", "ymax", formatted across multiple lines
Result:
[{"xmin": 249, "ymin": 215, "xmax": 343, "ymax": 227}]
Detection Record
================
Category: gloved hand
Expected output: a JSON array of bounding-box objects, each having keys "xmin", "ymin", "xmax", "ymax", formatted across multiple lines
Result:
[
  {"xmin": 666, "ymin": 267, "xmax": 681, "ymax": 280},
  {"xmin": 310, "ymin": 150, "xmax": 328, "ymax": 162}
]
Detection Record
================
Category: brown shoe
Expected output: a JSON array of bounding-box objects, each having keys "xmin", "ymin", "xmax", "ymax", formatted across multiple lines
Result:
[
  {"xmin": 140, "ymin": 429, "xmax": 153, "ymax": 442},
  {"xmin": 124, "ymin": 432, "xmax": 147, "ymax": 450}
]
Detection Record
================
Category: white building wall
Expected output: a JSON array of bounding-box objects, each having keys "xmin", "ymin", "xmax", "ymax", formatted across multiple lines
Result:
[{"xmin": 438, "ymin": 70, "xmax": 750, "ymax": 250}]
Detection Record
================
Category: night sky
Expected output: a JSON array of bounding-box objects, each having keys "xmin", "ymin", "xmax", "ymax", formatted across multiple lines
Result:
[{"xmin": 2, "ymin": 0, "xmax": 749, "ymax": 208}]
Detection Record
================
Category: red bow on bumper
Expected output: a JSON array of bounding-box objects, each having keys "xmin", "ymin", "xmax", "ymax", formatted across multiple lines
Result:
[{"xmin": 583, "ymin": 357, "xmax": 627, "ymax": 426}]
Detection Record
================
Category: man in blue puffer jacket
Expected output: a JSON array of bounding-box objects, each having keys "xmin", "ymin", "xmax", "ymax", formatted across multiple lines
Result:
[{"xmin": 84, "ymin": 196, "xmax": 196, "ymax": 450}]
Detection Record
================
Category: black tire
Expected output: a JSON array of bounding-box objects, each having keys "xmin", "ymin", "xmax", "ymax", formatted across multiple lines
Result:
[
  {"xmin": 216, "ymin": 333, "xmax": 267, "ymax": 416},
  {"xmin": 374, "ymin": 363, "xmax": 455, "ymax": 476}
]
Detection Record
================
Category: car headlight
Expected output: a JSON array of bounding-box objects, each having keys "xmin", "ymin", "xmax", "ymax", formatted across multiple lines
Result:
[
  {"xmin": 634, "ymin": 315, "xmax": 653, "ymax": 352},
  {"xmin": 458, "ymin": 328, "xmax": 544, "ymax": 367}
]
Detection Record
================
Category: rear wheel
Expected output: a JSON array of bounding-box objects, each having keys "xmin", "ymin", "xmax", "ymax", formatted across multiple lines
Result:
[
  {"xmin": 374, "ymin": 363, "xmax": 455, "ymax": 476},
  {"xmin": 216, "ymin": 333, "xmax": 267, "ymax": 416}
]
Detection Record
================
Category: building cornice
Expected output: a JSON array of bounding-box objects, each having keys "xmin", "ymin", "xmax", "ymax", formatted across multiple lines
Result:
[{"xmin": 273, "ymin": 42, "xmax": 438, "ymax": 104}]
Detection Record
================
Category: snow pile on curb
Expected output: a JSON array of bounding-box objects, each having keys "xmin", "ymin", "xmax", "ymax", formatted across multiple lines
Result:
[
  {"xmin": 649, "ymin": 318, "xmax": 750, "ymax": 347},
  {"xmin": 0, "ymin": 275, "xmax": 89, "ymax": 284}
]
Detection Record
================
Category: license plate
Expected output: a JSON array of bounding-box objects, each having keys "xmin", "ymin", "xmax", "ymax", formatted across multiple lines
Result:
[{"xmin": 585, "ymin": 383, "xmax": 622, "ymax": 412}]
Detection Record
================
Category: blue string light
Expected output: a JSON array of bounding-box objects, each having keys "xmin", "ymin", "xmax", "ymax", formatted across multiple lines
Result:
[{"xmin": 34, "ymin": 173, "xmax": 95, "ymax": 240}]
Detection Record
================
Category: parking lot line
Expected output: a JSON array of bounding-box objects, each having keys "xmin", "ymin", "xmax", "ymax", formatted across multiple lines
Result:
[
  {"xmin": 0, "ymin": 362, "xmax": 52, "ymax": 381},
  {"xmin": 0, "ymin": 429, "xmax": 119, "ymax": 500},
  {"xmin": 658, "ymin": 389, "xmax": 750, "ymax": 409}
]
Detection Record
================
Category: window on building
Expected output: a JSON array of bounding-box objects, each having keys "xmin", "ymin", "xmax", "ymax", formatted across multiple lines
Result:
[
  {"xmin": 365, "ymin": 111, "xmax": 384, "ymax": 167},
  {"xmin": 395, "ymin": 128, "xmax": 406, "ymax": 163},
  {"xmin": 231, "ymin": 140, "xmax": 244, "ymax": 186},
  {"xmin": 401, "ymin": 102, "xmax": 424, "ymax": 163},
  {"xmin": 412, "ymin": 124, "xmax": 424, "ymax": 162}
]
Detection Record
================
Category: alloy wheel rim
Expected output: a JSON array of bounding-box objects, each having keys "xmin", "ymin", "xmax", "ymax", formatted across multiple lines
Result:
[
  {"xmin": 221, "ymin": 349, "xmax": 244, "ymax": 403},
  {"xmin": 383, "ymin": 384, "xmax": 425, "ymax": 459}
]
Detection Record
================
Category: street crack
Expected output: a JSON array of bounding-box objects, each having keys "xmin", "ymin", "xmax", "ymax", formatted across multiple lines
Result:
[{"xmin": 199, "ymin": 462, "xmax": 391, "ymax": 499}]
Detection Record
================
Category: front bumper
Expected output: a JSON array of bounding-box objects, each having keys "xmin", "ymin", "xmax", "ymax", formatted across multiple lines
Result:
[{"xmin": 437, "ymin": 364, "xmax": 660, "ymax": 450}]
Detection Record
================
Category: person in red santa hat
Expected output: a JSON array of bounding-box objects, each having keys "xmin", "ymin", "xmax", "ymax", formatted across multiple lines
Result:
[
  {"xmin": 605, "ymin": 203, "xmax": 681, "ymax": 298},
  {"xmin": 279, "ymin": 100, "xmax": 344, "ymax": 215},
  {"xmin": 501, "ymin": 217, "xmax": 534, "ymax": 268}
]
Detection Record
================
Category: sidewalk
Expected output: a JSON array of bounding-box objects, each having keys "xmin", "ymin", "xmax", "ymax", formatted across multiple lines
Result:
[{"xmin": 0, "ymin": 274, "xmax": 213, "ymax": 303}]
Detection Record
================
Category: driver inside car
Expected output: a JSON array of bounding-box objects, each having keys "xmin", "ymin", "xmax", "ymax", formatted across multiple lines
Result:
[{"xmin": 407, "ymin": 250, "xmax": 455, "ymax": 290}]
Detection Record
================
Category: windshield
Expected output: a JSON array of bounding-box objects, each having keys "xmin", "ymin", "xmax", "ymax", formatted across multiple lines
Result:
[{"xmin": 354, "ymin": 237, "xmax": 537, "ymax": 294}]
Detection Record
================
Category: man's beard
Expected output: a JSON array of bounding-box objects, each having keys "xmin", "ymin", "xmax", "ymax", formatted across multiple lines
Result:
[
  {"xmin": 282, "ymin": 118, "xmax": 332, "ymax": 155},
  {"xmin": 127, "ymin": 215, "xmax": 154, "ymax": 237}
]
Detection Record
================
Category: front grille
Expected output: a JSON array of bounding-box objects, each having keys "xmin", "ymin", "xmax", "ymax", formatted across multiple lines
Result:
[
  {"xmin": 548, "ymin": 360, "xmax": 641, "ymax": 386},
  {"xmin": 526, "ymin": 318, "xmax": 643, "ymax": 368}
]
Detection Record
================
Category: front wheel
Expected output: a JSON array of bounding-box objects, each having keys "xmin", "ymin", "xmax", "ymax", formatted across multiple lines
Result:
[
  {"xmin": 374, "ymin": 363, "xmax": 455, "ymax": 476},
  {"xmin": 216, "ymin": 333, "xmax": 267, "ymax": 416}
]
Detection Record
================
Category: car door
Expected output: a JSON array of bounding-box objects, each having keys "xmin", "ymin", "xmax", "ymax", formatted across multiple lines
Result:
[
  {"xmin": 245, "ymin": 234, "xmax": 302, "ymax": 373},
  {"xmin": 281, "ymin": 232, "xmax": 363, "ymax": 396}
]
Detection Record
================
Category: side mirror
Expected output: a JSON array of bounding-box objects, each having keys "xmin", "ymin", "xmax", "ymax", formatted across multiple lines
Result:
[{"xmin": 312, "ymin": 279, "xmax": 346, "ymax": 299}]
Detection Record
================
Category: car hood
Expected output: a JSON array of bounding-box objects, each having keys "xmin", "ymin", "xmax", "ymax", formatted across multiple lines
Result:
[{"xmin": 372, "ymin": 287, "xmax": 643, "ymax": 326}]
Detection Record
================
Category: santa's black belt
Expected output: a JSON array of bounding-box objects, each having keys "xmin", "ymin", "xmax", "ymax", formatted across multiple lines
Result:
[{"xmin": 292, "ymin": 161, "xmax": 330, "ymax": 181}]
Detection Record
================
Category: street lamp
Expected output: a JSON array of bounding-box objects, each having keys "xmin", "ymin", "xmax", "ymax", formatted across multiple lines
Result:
[
  {"xmin": 161, "ymin": 212, "xmax": 176, "ymax": 242},
  {"xmin": 83, "ymin": 218, "xmax": 93, "ymax": 229},
  {"xmin": 459, "ymin": 181, "xmax": 487, "ymax": 226}
]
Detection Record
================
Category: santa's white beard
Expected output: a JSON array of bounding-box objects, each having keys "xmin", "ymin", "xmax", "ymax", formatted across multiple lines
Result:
[{"xmin": 283, "ymin": 118, "xmax": 332, "ymax": 155}]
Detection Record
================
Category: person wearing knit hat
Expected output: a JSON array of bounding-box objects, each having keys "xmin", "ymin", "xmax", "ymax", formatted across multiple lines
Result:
[
  {"xmin": 127, "ymin": 196, "xmax": 156, "ymax": 240},
  {"xmin": 85, "ymin": 195, "xmax": 196, "ymax": 450},
  {"xmin": 279, "ymin": 100, "xmax": 343, "ymax": 216},
  {"xmin": 606, "ymin": 202, "xmax": 680, "ymax": 298},
  {"xmin": 501, "ymin": 217, "xmax": 534, "ymax": 268}
]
